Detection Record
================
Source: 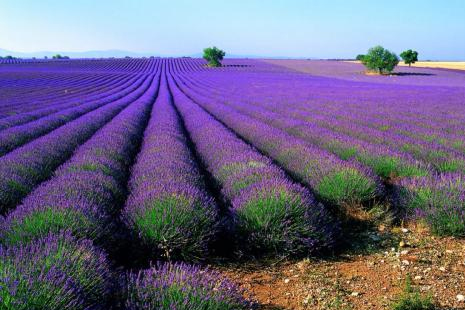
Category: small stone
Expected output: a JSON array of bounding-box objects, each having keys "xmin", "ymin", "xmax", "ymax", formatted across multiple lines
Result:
[
  {"xmin": 401, "ymin": 228, "xmax": 409, "ymax": 233},
  {"xmin": 414, "ymin": 276, "xmax": 422, "ymax": 280},
  {"xmin": 284, "ymin": 278, "xmax": 290, "ymax": 284},
  {"xmin": 351, "ymin": 292, "xmax": 360, "ymax": 297},
  {"xmin": 402, "ymin": 260, "xmax": 410, "ymax": 265},
  {"xmin": 457, "ymin": 294, "xmax": 465, "ymax": 302},
  {"xmin": 401, "ymin": 250, "xmax": 409, "ymax": 255},
  {"xmin": 439, "ymin": 267, "xmax": 446, "ymax": 272}
]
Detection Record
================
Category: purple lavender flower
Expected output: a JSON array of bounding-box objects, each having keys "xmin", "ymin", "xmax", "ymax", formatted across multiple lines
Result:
[
  {"xmin": 0, "ymin": 231, "xmax": 112, "ymax": 310},
  {"xmin": 125, "ymin": 262, "xmax": 254, "ymax": 310}
]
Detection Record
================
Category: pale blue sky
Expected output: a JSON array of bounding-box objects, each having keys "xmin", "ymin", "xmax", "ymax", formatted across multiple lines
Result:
[{"xmin": 1, "ymin": 0, "xmax": 464, "ymax": 59}]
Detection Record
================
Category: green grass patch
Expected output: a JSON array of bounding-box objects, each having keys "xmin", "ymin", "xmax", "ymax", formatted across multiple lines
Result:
[
  {"xmin": 3, "ymin": 208, "xmax": 92, "ymax": 246},
  {"xmin": 391, "ymin": 275, "xmax": 435, "ymax": 310},
  {"xmin": 134, "ymin": 194, "xmax": 214, "ymax": 260},
  {"xmin": 316, "ymin": 168, "xmax": 376, "ymax": 207},
  {"xmin": 236, "ymin": 188, "xmax": 310, "ymax": 254}
]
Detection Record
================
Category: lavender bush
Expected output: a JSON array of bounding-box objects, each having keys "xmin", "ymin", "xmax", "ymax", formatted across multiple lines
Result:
[
  {"xmin": 168, "ymin": 73, "xmax": 338, "ymax": 255},
  {"xmin": 125, "ymin": 262, "xmax": 253, "ymax": 310},
  {"xmin": 398, "ymin": 174, "xmax": 465, "ymax": 236},
  {"xmin": 1, "ymin": 74, "xmax": 159, "ymax": 247},
  {"xmin": 0, "ymin": 231, "xmax": 112, "ymax": 309},
  {"xmin": 123, "ymin": 73, "xmax": 218, "ymax": 261}
]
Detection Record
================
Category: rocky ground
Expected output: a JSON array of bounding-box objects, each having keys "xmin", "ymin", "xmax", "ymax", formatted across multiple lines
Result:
[{"xmin": 217, "ymin": 222, "xmax": 465, "ymax": 309}]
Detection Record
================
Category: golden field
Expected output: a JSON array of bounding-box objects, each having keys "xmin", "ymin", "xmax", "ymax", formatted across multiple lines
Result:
[
  {"xmin": 348, "ymin": 60, "xmax": 465, "ymax": 70},
  {"xmin": 397, "ymin": 61, "xmax": 465, "ymax": 70}
]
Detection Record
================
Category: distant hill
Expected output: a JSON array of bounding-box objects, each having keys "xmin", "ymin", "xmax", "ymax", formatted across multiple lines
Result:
[
  {"xmin": 0, "ymin": 48, "xmax": 157, "ymax": 58},
  {"xmin": 1, "ymin": 48, "xmax": 319, "ymax": 59}
]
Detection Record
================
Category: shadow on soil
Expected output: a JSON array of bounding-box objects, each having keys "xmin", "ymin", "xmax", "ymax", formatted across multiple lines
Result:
[{"xmin": 393, "ymin": 72, "xmax": 435, "ymax": 76}]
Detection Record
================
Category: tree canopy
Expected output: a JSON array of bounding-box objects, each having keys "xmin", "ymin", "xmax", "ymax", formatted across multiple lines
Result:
[
  {"xmin": 361, "ymin": 46, "xmax": 399, "ymax": 74},
  {"xmin": 203, "ymin": 47, "xmax": 225, "ymax": 67},
  {"xmin": 400, "ymin": 49, "xmax": 419, "ymax": 67},
  {"xmin": 52, "ymin": 54, "xmax": 70, "ymax": 59}
]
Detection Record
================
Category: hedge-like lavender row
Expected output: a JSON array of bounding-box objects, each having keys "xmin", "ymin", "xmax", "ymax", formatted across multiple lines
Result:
[
  {"xmin": 168, "ymin": 74, "xmax": 338, "ymax": 255},
  {"xmin": 178, "ymin": 75, "xmax": 428, "ymax": 180},
  {"xmin": 0, "ymin": 75, "xmax": 154, "ymax": 213},
  {"xmin": 1, "ymin": 74, "xmax": 159, "ymax": 246},
  {"xmin": 396, "ymin": 173, "xmax": 465, "ymax": 236},
  {"xmin": 0, "ymin": 231, "xmax": 112, "ymax": 310},
  {"xmin": 122, "ymin": 74, "xmax": 217, "ymax": 261},
  {"xmin": 0, "ymin": 73, "xmax": 111, "ymax": 115},
  {"xmin": 125, "ymin": 262, "xmax": 253, "ymax": 310},
  {"xmin": 303, "ymin": 112, "xmax": 465, "ymax": 174},
  {"xmin": 0, "ymin": 75, "xmax": 147, "ymax": 156},
  {"xmin": 173, "ymin": 78, "xmax": 382, "ymax": 211},
  {"xmin": 0, "ymin": 74, "xmax": 134, "ymax": 131}
]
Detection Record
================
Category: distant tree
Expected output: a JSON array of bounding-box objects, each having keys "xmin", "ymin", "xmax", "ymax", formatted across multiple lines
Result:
[
  {"xmin": 203, "ymin": 46, "xmax": 225, "ymax": 67},
  {"xmin": 44, "ymin": 56, "xmax": 48, "ymax": 59},
  {"xmin": 361, "ymin": 45, "xmax": 399, "ymax": 74},
  {"xmin": 400, "ymin": 49, "xmax": 418, "ymax": 67},
  {"xmin": 52, "ymin": 54, "xmax": 69, "ymax": 59},
  {"xmin": 355, "ymin": 54, "xmax": 365, "ymax": 61},
  {"xmin": 4, "ymin": 55, "xmax": 15, "ymax": 60}
]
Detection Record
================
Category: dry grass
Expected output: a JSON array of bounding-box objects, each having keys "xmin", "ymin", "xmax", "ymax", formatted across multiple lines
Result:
[
  {"xmin": 348, "ymin": 60, "xmax": 465, "ymax": 71},
  {"xmin": 397, "ymin": 61, "xmax": 465, "ymax": 70}
]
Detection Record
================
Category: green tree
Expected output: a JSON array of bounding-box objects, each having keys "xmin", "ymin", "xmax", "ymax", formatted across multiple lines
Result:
[
  {"xmin": 203, "ymin": 46, "xmax": 225, "ymax": 67},
  {"xmin": 355, "ymin": 54, "xmax": 365, "ymax": 61},
  {"xmin": 400, "ymin": 49, "xmax": 419, "ymax": 67},
  {"xmin": 52, "ymin": 54, "xmax": 69, "ymax": 60},
  {"xmin": 361, "ymin": 45, "xmax": 399, "ymax": 74}
]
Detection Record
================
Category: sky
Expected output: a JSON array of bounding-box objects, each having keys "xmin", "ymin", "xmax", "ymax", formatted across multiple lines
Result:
[{"xmin": 1, "ymin": 0, "xmax": 464, "ymax": 60}]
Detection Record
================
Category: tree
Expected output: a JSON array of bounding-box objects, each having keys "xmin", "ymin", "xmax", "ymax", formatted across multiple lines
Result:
[
  {"xmin": 355, "ymin": 54, "xmax": 365, "ymax": 61},
  {"xmin": 361, "ymin": 45, "xmax": 399, "ymax": 74},
  {"xmin": 51, "ymin": 54, "xmax": 69, "ymax": 60},
  {"xmin": 203, "ymin": 46, "xmax": 225, "ymax": 67},
  {"xmin": 400, "ymin": 49, "xmax": 418, "ymax": 67}
]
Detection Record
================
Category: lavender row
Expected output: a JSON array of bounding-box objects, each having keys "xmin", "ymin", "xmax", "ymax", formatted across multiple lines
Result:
[
  {"xmin": 0, "ymin": 75, "xmax": 148, "ymax": 156},
  {"xmin": 173, "ymin": 75, "xmax": 382, "ymax": 211},
  {"xmin": 0, "ymin": 75, "xmax": 154, "ymax": 213},
  {"xmin": 125, "ymin": 262, "xmax": 252, "ymax": 310},
  {"xmin": 0, "ymin": 73, "xmax": 120, "ymax": 115},
  {"xmin": 168, "ymin": 73, "xmax": 338, "ymax": 255},
  {"xmin": 396, "ymin": 173, "xmax": 465, "ymax": 236},
  {"xmin": 1, "ymin": 73, "xmax": 158, "ymax": 247},
  {"xmin": 181, "ymin": 73, "xmax": 465, "ymax": 175},
  {"xmin": 0, "ymin": 74, "xmax": 135, "ymax": 130},
  {"xmin": 122, "ymin": 72, "xmax": 217, "ymax": 261},
  {"xmin": 184, "ymin": 69, "xmax": 465, "ymax": 170},
  {"xmin": 178, "ymin": 75, "xmax": 428, "ymax": 180},
  {"xmin": 0, "ymin": 231, "xmax": 112, "ymax": 310}
]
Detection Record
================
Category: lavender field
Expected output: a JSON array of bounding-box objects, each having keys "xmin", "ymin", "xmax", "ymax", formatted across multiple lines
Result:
[{"xmin": 1, "ymin": 57, "xmax": 465, "ymax": 309}]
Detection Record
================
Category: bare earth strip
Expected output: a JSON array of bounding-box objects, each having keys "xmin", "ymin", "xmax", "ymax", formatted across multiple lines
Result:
[{"xmin": 217, "ymin": 224, "xmax": 465, "ymax": 310}]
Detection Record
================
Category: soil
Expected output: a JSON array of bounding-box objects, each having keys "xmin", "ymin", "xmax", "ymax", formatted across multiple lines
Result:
[{"xmin": 215, "ymin": 222, "xmax": 465, "ymax": 309}]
